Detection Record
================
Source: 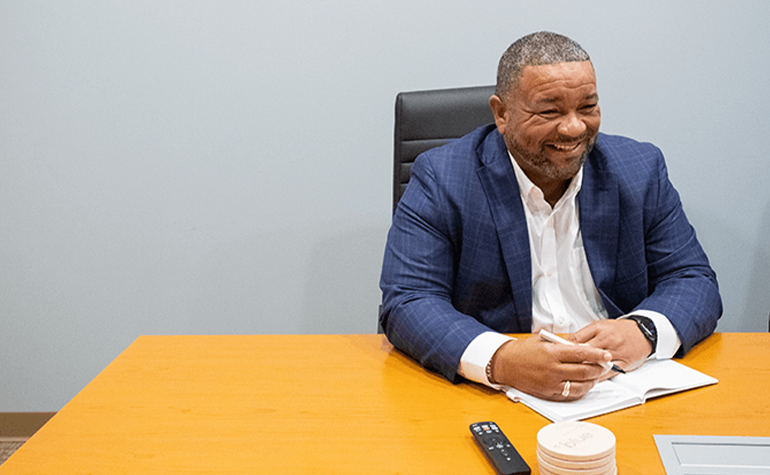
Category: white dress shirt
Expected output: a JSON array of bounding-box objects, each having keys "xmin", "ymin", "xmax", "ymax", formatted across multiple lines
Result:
[{"xmin": 458, "ymin": 152, "xmax": 681, "ymax": 388}]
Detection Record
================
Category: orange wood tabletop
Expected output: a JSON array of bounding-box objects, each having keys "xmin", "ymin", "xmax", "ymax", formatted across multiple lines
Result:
[{"xmin": 1, "ymin": 333, "xmax": 768, "ymax": 474}]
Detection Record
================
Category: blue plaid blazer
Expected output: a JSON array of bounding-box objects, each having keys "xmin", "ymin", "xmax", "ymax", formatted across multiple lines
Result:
[{"xmin": 379, "ymin": 125, "xmax": 721, "ymax": 382}]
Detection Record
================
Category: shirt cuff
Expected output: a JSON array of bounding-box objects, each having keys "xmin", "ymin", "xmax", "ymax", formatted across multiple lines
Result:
[
  {"xmin": 458, "ymin": 332, "xmax": 515, "ymax": 389},
  {"xmin": 622, "ymin": 310, "xmax": 681, "ymax": 359}
]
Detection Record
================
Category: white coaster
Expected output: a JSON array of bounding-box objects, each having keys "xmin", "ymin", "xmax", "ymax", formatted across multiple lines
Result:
[
  {"xmin": 538, "ymin": 453, "xmax": 615, "ymax": 475},
  {"xmin": 538, "ymin": 448, "xmax": 615, "ymax": 470},
  {"xmin": 537, "ymin": 421, "xmax": 616, "ymax": 462}
]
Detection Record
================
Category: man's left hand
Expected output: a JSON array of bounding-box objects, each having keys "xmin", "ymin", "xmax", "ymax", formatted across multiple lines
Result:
[{"xmin": 572, "ymin": 319, "xmax": 652, "ymax": 376}]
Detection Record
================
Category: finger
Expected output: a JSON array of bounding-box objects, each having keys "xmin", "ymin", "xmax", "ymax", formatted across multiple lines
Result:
[
  {"xmin": 557, "ymin": 360, "xmax": 609, "ymax": 383},
  {"xmin": 555, "ymin": 379, "xmax": 595, "ymax": 401},
  {"xmin": 549, "ymin": 342, "xmax": 612, "ymax": 366},
  {"xmin": 567, "ymin": 380, "xmax": 594, "ymax": 400},
  {"xmin": 572, "ymin": 323, "xmax": 601, "ymax": 344},
  {"xmin": 598, "ymin": 366, "xmax": 620, "ymax": 382}
]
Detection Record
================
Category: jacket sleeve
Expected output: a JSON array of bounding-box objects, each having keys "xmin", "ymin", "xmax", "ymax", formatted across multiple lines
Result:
[
  {"xmin": 379, "ymin": 153, "xmax": 491, "ymax": 382},
  {"xmin": 624, "ymin": 145, "xmax": 722, "ymax": 355}
]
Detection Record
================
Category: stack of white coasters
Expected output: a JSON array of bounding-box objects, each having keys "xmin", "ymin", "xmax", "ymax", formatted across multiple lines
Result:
[{"xmin": 536, "ymin": 421, "xmax": 617, "ymax": 475}]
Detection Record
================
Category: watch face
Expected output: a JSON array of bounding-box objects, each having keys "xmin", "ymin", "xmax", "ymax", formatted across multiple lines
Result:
[
  {"xmin": 632, "ymin": 316, "xmax": 654, "ymax": 333},
  {"xmin": 630, "ymin": 316, "xmax": 657, "ymax": 355}
]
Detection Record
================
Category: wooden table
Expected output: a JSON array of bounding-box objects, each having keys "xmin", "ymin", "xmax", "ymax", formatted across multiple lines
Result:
[{"xmin": 2, "ymin": 333, "xmax": 769, "ymax": 474}]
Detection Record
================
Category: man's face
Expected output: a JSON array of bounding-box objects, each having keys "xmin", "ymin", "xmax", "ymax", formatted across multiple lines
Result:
[{"xmin": 492, "ymin": 61, "xmax": 601, "ymax": 188}]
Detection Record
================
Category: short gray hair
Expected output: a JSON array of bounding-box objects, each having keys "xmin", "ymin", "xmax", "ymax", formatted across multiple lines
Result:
[{"xmin": 496, "ymin": 32, "xmax": 591, "ymax": 100}]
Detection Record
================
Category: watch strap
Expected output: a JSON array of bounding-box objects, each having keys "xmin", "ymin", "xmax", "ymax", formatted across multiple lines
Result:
[{"xmin": 627, "ymin": 315, "xmax": 657, "ymax": 357}]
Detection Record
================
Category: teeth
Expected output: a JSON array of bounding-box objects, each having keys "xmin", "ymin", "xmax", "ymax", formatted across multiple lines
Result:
[{"xmin": 550, "ymin": 143, "xmax": 579, "ymax": 151}]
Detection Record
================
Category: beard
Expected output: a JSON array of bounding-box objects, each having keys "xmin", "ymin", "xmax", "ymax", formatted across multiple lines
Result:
[{"xmin": 504, "ymin": 132, "xmax": 597, "ymax": 183}]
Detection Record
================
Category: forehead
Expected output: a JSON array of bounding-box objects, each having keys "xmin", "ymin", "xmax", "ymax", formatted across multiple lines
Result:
[{"xmin": 516, "ymin": 61, "xmax": 597, "ymax": 103}]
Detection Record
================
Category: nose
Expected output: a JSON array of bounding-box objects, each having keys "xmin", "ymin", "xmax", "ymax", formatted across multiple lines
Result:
[{"xmin": 557, "ymin": 112, "xmax": 587, "ymax": 138}]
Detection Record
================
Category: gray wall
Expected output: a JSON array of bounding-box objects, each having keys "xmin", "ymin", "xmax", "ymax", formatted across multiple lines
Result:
[{"xmin": 2, "ymin": 1, "xmax": 769, "ymax": 411}]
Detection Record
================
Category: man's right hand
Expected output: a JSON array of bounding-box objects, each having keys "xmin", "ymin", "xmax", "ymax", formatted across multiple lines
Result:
[{"xmin": 489, "ymin": 334, "xmax": 613, "ymax": 401}]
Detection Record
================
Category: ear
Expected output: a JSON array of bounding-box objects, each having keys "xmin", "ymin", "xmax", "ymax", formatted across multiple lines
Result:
[{"xmin": 489, "ymin": 95, "xmax": 508, "ymax": 134}]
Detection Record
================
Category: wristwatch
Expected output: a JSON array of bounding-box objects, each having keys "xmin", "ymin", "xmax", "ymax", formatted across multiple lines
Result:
[{"xmin": 627, "ymin": 315, "xmax": 657, "ymax": 357}]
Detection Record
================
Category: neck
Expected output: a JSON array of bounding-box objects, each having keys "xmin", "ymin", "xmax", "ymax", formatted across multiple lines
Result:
[
  {"xmin": 540, "ymin": 180, "xmax": 569, "ymax": 208},
  {"xmin": 522, "ymin": 169, "xmax": 570, "ymax": 207}
]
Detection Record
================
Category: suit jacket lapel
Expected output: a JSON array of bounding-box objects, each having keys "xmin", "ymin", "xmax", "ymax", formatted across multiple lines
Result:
[
  {"xmin": 578, "ymin": 142, "xmax": 623, "ymax": 317},
  {"xmin": 475, "ymin": 132, "xmax": 533, "ymax": 330}
]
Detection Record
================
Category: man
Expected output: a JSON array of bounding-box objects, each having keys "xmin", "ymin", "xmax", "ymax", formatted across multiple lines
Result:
[{"xmin": 379, "ymin": 32, "xmax": 721, "ymax": 402}]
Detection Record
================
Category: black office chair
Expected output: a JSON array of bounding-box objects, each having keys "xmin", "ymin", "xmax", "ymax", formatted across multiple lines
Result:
[
  {"xmin": 391, "ymin": 85, "xmax": 497, "ymax": 211},
  {"xmin": 379, "ymin": 85, "xmax": 497, "ymax": 333}
]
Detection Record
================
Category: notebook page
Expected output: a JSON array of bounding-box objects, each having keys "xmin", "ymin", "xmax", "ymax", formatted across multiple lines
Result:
[
  {"xmin": 610, "ymin": 359, "xmax": 717, "ymax": 402},
  {"xmin": 506, "ymin": 380, "xmax": 639, "ymax": 422}
]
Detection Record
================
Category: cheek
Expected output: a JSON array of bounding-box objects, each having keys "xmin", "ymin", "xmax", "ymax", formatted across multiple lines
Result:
[
  {"xmin": 579, "ymin": 116, "xmax": 601, "ymax": 138},
  {"xmin": 588, "ymin": 110, "xmax": 601, "ymax": 132},
  {"xmin": 517, "ymin": 121, "xmax": 554, "ymax": 146}
]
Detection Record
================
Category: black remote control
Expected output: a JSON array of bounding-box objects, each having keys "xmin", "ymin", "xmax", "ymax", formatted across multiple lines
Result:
[{"xmin": 470, "ymin": 421, "xmax": 531, "ymax": 475}]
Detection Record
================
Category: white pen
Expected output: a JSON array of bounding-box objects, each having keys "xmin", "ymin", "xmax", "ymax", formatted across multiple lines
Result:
[{"xmin": 538, "ymin": 329, "xmax": 626, "ymax": 374}]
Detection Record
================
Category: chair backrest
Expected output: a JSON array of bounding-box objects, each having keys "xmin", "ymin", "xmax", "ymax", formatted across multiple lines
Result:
[
  {"xmin": 392, "ymin": 85, "xmax": 496, "ymax": 211},
  {"xmin": 380, "ymin": 85, "xmax": 496, "ymax": 333}
]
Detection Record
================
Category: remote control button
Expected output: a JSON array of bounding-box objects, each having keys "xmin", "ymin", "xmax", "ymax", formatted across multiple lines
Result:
[{"xmin": 471, "ymin": 422, "xmax": 531, "ymax": 475}]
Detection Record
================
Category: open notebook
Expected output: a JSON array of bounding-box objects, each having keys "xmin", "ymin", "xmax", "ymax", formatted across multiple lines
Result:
[{"xmin": 505, "ymin": 359, "xmax": 717, "ymax": 422}]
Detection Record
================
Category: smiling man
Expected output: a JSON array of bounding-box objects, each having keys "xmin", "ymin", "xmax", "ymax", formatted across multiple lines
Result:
[
  {"xmin": 379, "ymin": 32, "xmax": 721, "ymax": 402},
  {"xmin": 493, "ymin": 60, "xmax": 600, "ymax": 205}
]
